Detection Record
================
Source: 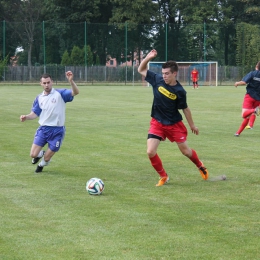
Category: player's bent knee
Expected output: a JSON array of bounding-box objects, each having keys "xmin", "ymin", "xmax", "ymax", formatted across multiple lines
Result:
[
  {"xmin": 30, "ymin": 152, "xmax": 38, "ymax": 158},
  {"xmin": 147, "ymin": 150, "xmax": 156, "ymax": 158}
]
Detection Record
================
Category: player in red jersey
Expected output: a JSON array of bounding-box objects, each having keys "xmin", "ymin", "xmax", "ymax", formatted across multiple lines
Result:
[
  {"xmin": 234, "ymin": 62, "xmax": 260, "ymax": 136},
  {"xmin": 191, "ymin": 67, "xmax": 199, "ymax": 89},
  {"xmin": 137, "ymin": 49, "xmax": 209, "ymax": 186}
]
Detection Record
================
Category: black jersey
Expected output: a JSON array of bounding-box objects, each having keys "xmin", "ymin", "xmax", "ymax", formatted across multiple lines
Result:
[
  {"xmin": 145, "ymin": 70, "xmax": 188, "ymax": 125},
  {"xmin": 243, "ymin": 70, "xmax": 260, "ymax": 101}
]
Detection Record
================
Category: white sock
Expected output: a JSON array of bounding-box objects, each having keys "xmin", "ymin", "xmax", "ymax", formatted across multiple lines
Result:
[
  {"xmin": 39, "ymin": 158, "xmax": 50, "ymax": 167},
  {"xmin": 37, "ymin": 150, "xmax": 44, "ymax": 158}
]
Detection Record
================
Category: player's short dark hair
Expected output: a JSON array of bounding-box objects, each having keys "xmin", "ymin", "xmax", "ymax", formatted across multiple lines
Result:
[
  {"xmin": 256, "ymin": 62, "xmax": 260, "ymax": 70},
  {"xmin": 40, "ymin": 73, "xmax": 52, "ymax": 80},
  {"xmin": 162, "ymin": 61, "xmax": 178, "ymax": 73}
]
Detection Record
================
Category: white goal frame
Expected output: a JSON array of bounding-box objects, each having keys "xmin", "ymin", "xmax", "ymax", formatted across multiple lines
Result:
[{"xmin": 148, "ymin": 61, "xmax": 218, "ymax": 86}]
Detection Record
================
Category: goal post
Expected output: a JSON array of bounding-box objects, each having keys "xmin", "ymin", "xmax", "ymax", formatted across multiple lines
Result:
[{"xmin": 148, "ymin": 61, "xmax": 218, "ymax": 86}]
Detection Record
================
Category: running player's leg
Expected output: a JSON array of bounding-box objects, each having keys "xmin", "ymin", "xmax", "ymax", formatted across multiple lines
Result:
[
  {"xmin": 248, "ymin": 114, "xmax": 256, "ymax": 128},
  {"xmin": 35, "ymin": 148, "xmax": 55, "ymax": 173},
  {"xmin": 177, "ymin": 141, "xmax": 208, "ymax": 180},
  {"xmin": 147, "ymin": 137, "xmax": 165, "ymax": 175},
  {"xmin": 35, "ymin": 127, "xmax": 65, "ymax": 172},
  {"xmin": 195, "ymin": 80, "xmax": 198, "ymax": 88},
  {"xmin": 31, "ymin": 127, "xmax": 46, "ymax": 164},
  {"xmin": 147, "ymin": 119, "xmax": 168, "ymax": 186},
  {"xmin": 235, "ymin": 94, "xmax": 260, "ymax": 136},
  {"xmin": 147, "ymin": 136, "xmax": 169, "ymax": 186},
  {"xmin": 30, "ymin": 144, "xmax": 44, "ymax": 161}
]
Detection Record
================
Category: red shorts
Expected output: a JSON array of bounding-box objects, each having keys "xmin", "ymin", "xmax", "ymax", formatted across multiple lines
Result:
[
  {"xmin": 243, "ymin": 94, "xmax": 260, "ymax": 109},
  {"xmin": 148, "ymin": 118, "xmax": 187, "ymax": 143},
  {"xmin": 192, "ymin": 78, "xmax": 198, "ymax": 82}
]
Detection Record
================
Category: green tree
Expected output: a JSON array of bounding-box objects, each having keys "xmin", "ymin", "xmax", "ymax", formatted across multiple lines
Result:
[
  {"xmin": 43, "ymin": 0, "xmax": 113, "ymax": 65},
  {"xmin": 0, "ymin": 0, "xmax": 44, "ymax": 79},
  {"xmin": 236, "ymin": 0, "xmax": 260, "ymax": 24},
  {"xmin": 109, "ymin": 0, "xmax": 157, "ymax": 29},
  {"xmin": 61, "ymin": 50, "xmax": 71, "ymax": 65},
  {"xmin": 85, "ymin": 45, "xmax": 93, "ymax": 66},
  {"xmin": 44, "ymin": 0, "xmax": 112, "ymax": 23},
  {"xmin": 95, "ymin": 54, "xmax": 100, "ymax": 65},
  {"xmin": 108, "ymin": 0, "xmax": 157, "ymax": 65},
  {"xmin": 236, "ymin": 23, "xmax": 260, "ymax": 73},
  {"xmin": 0, "ymin": 55, "xmax": 8, "ymax": 80},
  {"xmin": 70, "ymin": 46, "xmax": 84, "ymax": 65}
]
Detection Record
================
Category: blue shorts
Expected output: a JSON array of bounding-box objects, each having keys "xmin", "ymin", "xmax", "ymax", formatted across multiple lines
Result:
[{"xmin": 33, "ymin": 126, "xmax": 65, "ymax": 152}]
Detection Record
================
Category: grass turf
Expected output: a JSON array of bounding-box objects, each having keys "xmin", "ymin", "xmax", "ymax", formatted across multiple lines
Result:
[{"xmin": 0, "ymin": 84, "xmax": 260, "ymax": 259}]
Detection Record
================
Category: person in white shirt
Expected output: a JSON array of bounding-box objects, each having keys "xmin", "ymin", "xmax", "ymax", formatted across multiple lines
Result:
[{"xmin": 20, "ymin": 71, "xmax": 79, "ymax": 173}]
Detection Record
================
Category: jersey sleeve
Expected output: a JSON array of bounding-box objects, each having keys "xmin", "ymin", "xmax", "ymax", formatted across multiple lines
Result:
[
  {"xmin": 145, "ymin": 70, "xmax": 161, "ymax": 86},
  {"xmin": 242, "ymin": 71, "xmax": 253, "ymax": 83},
  {"xmin": 56, "ymin": 89, "xmax": 74, "ymax": 102},
  {"xmin": 31, "ymin": 95, "xmax": 42, "ymax": 116}
]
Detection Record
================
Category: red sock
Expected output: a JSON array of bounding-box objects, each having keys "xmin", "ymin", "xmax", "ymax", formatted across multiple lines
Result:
[
  {"xmin": 242, "ymin": 109, "xmax": 255, "ymax": 118},
  {"xmin": 236, "ymin": 118, "xmax": 249, "ymax": 134},
  {"xmin": 249, "ymin": 114, "xmax": 256, "ymax": 127},
  {"xmin": 149, "ymin": 154, "xmax": 167, "ymax": 177},
  {"xmin": 189, "ymin": 149, "xmax": 202, "ymax": 168}
]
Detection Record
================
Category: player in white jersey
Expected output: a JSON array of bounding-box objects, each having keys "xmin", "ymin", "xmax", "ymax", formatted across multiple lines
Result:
[{"xmin": 20, "ymin": 71, "xmax": 79, "ymax": 173}]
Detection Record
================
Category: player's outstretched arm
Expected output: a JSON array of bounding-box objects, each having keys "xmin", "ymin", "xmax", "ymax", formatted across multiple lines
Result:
[
  {"xmin": 234, "ymin": 81, "xmax": 246, "ymax": 87},
  {"xmin": 138, "ymin": 49, "xmax": 157, "ymax": 77},
  {"xmin": 20, "ymin": 111, "xmax": 38, "ymax": 122},
  {"xmin": 66, "ymin": 71, "xmax": 79, "ymax": 96}
]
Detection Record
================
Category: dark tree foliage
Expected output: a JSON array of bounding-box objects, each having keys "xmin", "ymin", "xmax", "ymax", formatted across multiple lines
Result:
[{"xmin": 0, "ymin": 0, "xmax": 260, "ymax": 67}]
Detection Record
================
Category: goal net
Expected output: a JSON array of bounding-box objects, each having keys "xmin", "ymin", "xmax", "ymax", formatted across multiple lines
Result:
[{"xmin": 148, "ymin": 61, "xmax": 218, "ymax": 86}]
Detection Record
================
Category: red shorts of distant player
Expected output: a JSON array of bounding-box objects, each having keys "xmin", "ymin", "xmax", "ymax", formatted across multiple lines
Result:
[
  {"xmin": 242, "ymin": 94, "xmax": 260, "ymax": 109},
  {"xmin": 192, "ymin": 78, "xmax": 198, "ymax": 82},
  {"xmin": 148, "ymin": 118, "xmax": 187, "ymax": 143}
]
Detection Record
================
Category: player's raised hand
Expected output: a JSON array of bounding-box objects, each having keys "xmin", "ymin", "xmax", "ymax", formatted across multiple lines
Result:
[
  {"xmin": 66, "ymin": 71, "xmax": 73, "ymax": 82},
  {"xmin": 146, "ymin": 49, "xmax": 157, "ymax": 60}
]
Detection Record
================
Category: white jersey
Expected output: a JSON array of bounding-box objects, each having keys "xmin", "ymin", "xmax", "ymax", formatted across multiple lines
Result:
[{"xmin": 32, "ymin": 88, "xmax": 74, "ymax": 126}]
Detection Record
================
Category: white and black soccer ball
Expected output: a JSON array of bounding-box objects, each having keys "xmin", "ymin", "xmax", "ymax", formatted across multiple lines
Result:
[{"xmin": 86, "ymin": 178, "xmax": 105, "ymax": 195}]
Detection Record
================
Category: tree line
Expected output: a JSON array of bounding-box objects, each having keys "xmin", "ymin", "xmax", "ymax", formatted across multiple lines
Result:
[{"xmin": 0, "ymin": 0, "xmax": 259, "ymax": 75}]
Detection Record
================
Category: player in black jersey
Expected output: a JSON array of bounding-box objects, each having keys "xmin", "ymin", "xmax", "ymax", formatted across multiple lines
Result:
[
  {"xmin": 234, "ymin": 62, "xmax": 260, "ymax": 136},
  {"xmin": 138, "ymin": 49, "xmax": 209, "ymax": 186}
]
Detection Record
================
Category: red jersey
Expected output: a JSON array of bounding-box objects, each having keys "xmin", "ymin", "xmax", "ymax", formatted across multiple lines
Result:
[{"xmin": 191, "ymin": 69, "xmax": 199, "ymax": 80}]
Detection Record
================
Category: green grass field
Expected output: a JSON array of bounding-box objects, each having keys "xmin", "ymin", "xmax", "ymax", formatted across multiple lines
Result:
[{"xmin": 0, "ymin": 83, "xmax": 259, "ymax": 259}]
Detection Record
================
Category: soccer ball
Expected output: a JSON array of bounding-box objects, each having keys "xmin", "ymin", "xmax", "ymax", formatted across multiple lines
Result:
[{"xmin": 86, "ymin": 178, "xmax": 105, "ymax": 195}]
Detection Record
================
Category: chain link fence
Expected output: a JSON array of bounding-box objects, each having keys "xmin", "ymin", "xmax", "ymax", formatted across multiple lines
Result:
[
  {"xmin": 0, "ymin": 21, "xmax": 256, "ymax": 85},
  {"xmin": 0, "ymin": 64, "xmax": 241, "ymax": 86}
]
